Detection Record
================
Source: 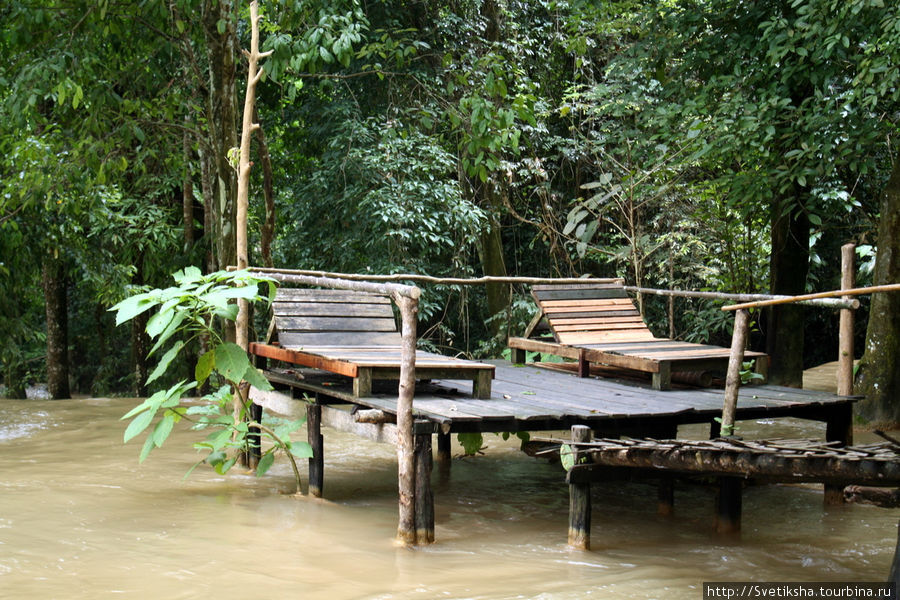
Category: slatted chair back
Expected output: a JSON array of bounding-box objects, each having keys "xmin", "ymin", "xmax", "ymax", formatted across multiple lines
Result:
[
  {"xmin": 531, "ymin": 283, "xmax": 657, "ymax": 345},
  {"xmin": 273, "ymin": 288, "xmax": 402, "ymax": 348}
]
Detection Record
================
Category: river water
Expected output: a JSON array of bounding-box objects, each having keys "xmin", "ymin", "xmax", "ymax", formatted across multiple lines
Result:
[{"xmin": 1, "ymin": 397, "xmax": 896, "ymax": 599}]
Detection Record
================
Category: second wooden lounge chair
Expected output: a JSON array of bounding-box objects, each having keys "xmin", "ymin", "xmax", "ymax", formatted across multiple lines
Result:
[
  {"xmin": 507, "ymin": 282, "xmax": 768, "ymax": 390},
  {"xmin": 249, "ymin": 288, "xmax": 495, "ymax": 398}
]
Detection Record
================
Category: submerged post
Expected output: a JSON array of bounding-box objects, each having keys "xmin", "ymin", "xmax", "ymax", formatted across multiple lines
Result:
[
  {"xmin": 394, "ymin": 291, "xmax": 422, "ymax": 545},
  {"xmin": 720, "ymin": 309, "xmax": 750, "ymax": 437},
  {"xmin": 838, "ymin": 243, "xmax": 856, "ymax": 396},
  {"xmin": 568, "ymin": 425, "xmax": 593, "ymax": 550}
]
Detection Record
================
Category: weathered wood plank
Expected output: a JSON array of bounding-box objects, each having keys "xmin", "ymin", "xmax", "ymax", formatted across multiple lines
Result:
[
  {"xmin": 281, "ymin": 331, "xmax": 403, "ymax": 347},
  {"xmin": 276, "ymin": 288, "xmax": 392, "ymax": 303},
  {"xmin": 533, "ymin": 287, "xmax": 629, "ymax": 301},
  {"xmin": 274, "ymin": 303, "xmax": 393, "ymax": 318},
  {"xmin": 249, "ymin": 342, "xmax": 358, "ymax": 377},
  {"xmin": 275, "ymin": 315, "xmax": 398, "ymax": 332}
]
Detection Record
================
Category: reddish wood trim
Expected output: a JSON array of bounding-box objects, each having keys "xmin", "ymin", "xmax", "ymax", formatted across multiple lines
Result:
[{"xmin": 249, "ymin": 342, "xmax": 358, "ymax": 377}]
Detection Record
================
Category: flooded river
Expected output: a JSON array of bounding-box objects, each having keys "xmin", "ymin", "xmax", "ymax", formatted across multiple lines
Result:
[{"xmin": 1, "ymin": 397, "xmax": 896, "ymax": 599}]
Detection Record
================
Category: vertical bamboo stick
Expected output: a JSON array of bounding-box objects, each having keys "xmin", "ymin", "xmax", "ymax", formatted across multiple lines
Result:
[
  {"xmin": 395, "ymin": 292, "xmax": 419, "ymax": 545},
  {"xmin": 720, "ymin": 309, "xmax": 750, "ymax": 437},
  {"xmin": 837, "ymin": 243, "xmax": 856, "ymax": 396}
]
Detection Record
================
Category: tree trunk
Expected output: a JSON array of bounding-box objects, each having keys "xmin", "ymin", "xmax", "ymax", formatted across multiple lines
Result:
[
  {"xmin": 130, "ymin": 251, "xmax": 150, "ymax": 396},
  {"xmin": 474, "ymin": 179, "xmax": 511, "ymax": 337},
  {"xmin": 182, "ymin": 124, "xmax": 195, "ymax": 252},
  {"xmin": 254, "ymin": 105, "xmax": 276, "ymax": 268},
  {"xmin": 201, "ymin": 0, "xmax": 239, "ymax": 273},
  {"xmin": 766, "ymin": 199, "xmax": 809, "ymax": 387},
  {"xmin": 42, "ymin": 253, "xmax": 70, "ymax": 399},
  {"xmin": 855, "ymin": 154, "xmax": 900, "ymax": 425}
]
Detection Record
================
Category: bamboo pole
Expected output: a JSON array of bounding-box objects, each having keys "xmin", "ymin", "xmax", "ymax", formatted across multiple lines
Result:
[
  {"xmin": 245, "ymin": 266, "xmax": 622, "ymax": 286},
  {"xmin": 837, "ymin": 244, "xmax": 856, "ymax": 396},
  {"xmin": 625, "ymin": 286, "xmax": 858, "ymax": 310},
  {"xmin": 722, "ymin": 283, "xmax": 900, "ymax": 311},
  {"xmin": 720, "ymin": 309, "xmax": 750, "ymax": 437}
]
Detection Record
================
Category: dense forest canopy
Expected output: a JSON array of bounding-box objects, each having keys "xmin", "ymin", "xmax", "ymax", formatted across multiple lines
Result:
[{"xmin": 1, "ymin": 1, "xmax": 898, "ymax": 422}]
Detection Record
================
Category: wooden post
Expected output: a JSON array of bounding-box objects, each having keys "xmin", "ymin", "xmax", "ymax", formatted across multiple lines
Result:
[
  {"xmin": 414, "ymin": 433, "xmax": 435, "ymax": 544},
  {"xmin": 715, "ymin": 477, "xmax": 742, "ymax": 534},
  {"xmin": 720, "ymin": 309, "xmax": 750, "ymax": 437},
  {"xmin": 568, "ymin": 425, "xmax": 593, "ymax": 550},
  {"xmin": 473, "ymin": 369, "xmax": 492, "ymax": 399},
  {"xmin": 652, "ymin": 362, "xmax": 672, "ymax": 391},
  {"xmin": 838, "ymin": 243, "xmax": 856, "ymax": 396},
  {"xmin": 248, "ymin": 401, "xmax": 263, "ymax": 469},
  {"xmin": 577, "ymin": 349, "xmax": 590, "ymax": 378},
  {"xmin": 824, "ymin": 403, "xmax": 853, "ymax": 505},
  {"xmin": 307, "ymin": 402, "xmax": 324, "ymax": 498},
  {"xmin": 394, "ymin": 292, "xmax": 419, "ymax": 545},
  {"xmin": 353, "ymin": 367, "xmax": 373, "ymax": 398}
]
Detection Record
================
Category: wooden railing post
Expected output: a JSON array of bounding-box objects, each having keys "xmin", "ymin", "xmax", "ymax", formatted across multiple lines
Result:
[
  {"xmin": 394, "ymin": 291, "xmax": 421, "ymax": 545},
  {"xmin": 838, "ymin": 243, "xmax": 856, "ymax": 396},
  {"xmin": 720, "ymin": 309, "xmax": 750, "ymax": 437}
]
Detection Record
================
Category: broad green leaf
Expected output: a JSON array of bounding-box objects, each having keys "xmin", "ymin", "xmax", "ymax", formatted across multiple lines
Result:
[
  {"xmin": 121, "ymin": 392, "xmax": 160, "ymax": 420},
  {"xmin": 139, "ymin": 433, "xmax": 156, "ymax": 463},
  {"xmin": 148, "ymin": 310, "xmax": 187, "ymax": 356},
  {"xmin": 145, "ymin": 341, "xmax": 184, "ymax": 387},
  {"xmin": 195, "ymin": 350, "xmax": 215, "ymax": 385},
  {"xmin": 152, "ymin": 414, "xmax": 176, "ymax": 447},
  {"xmin": 256, "ymin": 452, "xmax": 275, "ymax": 476},
  {"xmin": 287, "ymin": 441, "xmax": 314, "ymax": 459},
  {"xmin": 560, "ymin": 444, "xmax": 575, "ymax": 472},
  {"xmin": 215, "ymin": 342, "xmax": 250, "ymax": 384},
  {"xmin": 243, "ymin": 364, "xmax": 273, "ymax": 392},
  {"xmin": 124, "ymin": 409, "xmax": 155, "ymax": 443},
  {"xmin": 215, "ymin": 456, "xmax": 238, "ymax": 475},
  {"xmin": 111, "ymin": 292, "xmax": 157, "ymax": 326},
  {"xmin": 457, "ymin": 432, "xmax": 483, "ymax": 456}
]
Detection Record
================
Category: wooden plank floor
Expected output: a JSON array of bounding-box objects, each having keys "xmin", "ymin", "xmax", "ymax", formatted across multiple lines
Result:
[{"xmin": 266, "ymin": 360, "xmax": 856, "ymax": 435}]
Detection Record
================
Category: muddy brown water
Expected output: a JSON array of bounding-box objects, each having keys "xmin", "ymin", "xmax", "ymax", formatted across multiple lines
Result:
[{"xmin": 1, "ymin": 396, "xmax": 897, "ymax": 599}]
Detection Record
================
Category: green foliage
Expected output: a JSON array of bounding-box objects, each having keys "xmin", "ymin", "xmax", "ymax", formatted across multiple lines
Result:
[
  {"xmin": 110, "ymin": 269, "xmax": 311, "ymax": 490},
  {"xmin": 457, "ymin": 432, "xmax": 484, "ymax": 456}
]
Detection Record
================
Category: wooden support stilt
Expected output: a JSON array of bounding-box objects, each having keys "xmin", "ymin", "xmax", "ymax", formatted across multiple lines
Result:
[
  {"xmin": 473, "ymin": 369, "xmax": 493, "ymax": 399},
  {"xmin": 353, "ymin": 367, "xmax": 373, "ymax": 398},
  {"xmin": 657, "ymin": 476, "xmax": 674, "ymax": 517},
  {"xmin": 248, "ymin": 401, "xmax": 263, "ymax": 469},
  {"xmin": 824, "ymin": 403, "xmax": 854, "ymax": 505},
  {"xmin": 715, "ymin": 477, "xmax": 742, "ymax": 534},
  {"xmin": 510, "ymin": 347, "xmax": 527, "ymax": 365},
  {"xmin": 568, "ymin": 425, "xmax": 593, "ymax": 550},
  {"xmin": 574, "ymin": 349, "xmax": 589, "ymax": 378},
  {"xmin": 709, "ymin": 419, "xmax": 722, "ymax": 440},
  {"xmin": 414, "ymin": 433, "xmax": 435, "ymax": 544},
  {"xmin": 652, "ymin": 362, "xmax": 672, "ymax": 391},
  {"xmin": 394, "ymin": 293, "xmax": 419, "ymax": 545},
  {"xmin": 307, "ymin": 403, "xmax": 324, "ymax": 498}
]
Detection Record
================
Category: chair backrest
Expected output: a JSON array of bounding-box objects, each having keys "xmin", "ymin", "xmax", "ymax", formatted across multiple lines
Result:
[
  {"xmin": 272, "ymin": 288, "xmax": 402, "ymax": 348},
  {"xmin": 531, "ymin": 283, "xmax": 657, "ymax": 345}
]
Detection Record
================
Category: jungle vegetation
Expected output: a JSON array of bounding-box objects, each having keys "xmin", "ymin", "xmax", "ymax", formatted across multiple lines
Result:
[{"xmin": 1, "ymin": 0, "xmax": 898, "ymax": 423}]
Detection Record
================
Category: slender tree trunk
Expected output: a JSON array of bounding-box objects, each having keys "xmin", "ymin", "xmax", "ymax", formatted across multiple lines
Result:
[
  {"xmin": 253, "ymin": 105, "xmax": 276, "ymax": 268},
  {"xmin": 765, "ymin": 198, "xmax": 809, "ymax": 387},
  {"xmin": 42, "ymin": 253, "xmax": 70, "ymax": 399},
  {"xmin": 130, "ymin": 251, "xmax": 150, "ymax": 396},
  {"xmin": 474, "ymin": 179, "xmax": 511, "ymax": 337},
  {"xmin": 201, "ymin": 0, "xmax": 239, "ymax": 274},
  {"xmin": 855, "ymin": 154, "xmax": 900, "ymax": 425},
  {"xmin": 182, "ymin": 125, "xmax": 195, "ymax": 252}
]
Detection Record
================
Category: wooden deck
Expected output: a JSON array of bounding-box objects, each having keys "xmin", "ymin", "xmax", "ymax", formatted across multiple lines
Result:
[
  {"xmin": 256, "ymin": 359, "xmax": 855, "ymax": 438},
  {"xmin": 251, "ymin": 358, "xmax": 858, "ymax": 546}
]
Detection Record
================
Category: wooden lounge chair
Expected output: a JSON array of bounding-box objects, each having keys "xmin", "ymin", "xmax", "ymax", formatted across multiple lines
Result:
[
  {"xmin": 249, "ymin": 288, "xmax": 494, "ymax": 398},
  {"xmin": 507, "ymin": 282, "xmax": 767, "ymax": 390}
]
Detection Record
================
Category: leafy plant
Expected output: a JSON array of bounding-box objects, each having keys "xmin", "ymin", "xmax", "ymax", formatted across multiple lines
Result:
[{"xmin": 110, "ymin": 267, "xmax": 312, "ymax": 492}]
